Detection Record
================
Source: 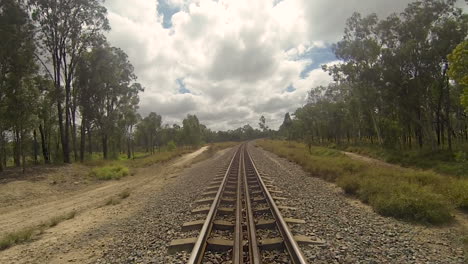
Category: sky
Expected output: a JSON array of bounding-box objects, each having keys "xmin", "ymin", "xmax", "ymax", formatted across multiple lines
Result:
[{"xmin": 103, "ymin": 0, "xmax": 467, "ymax": 131}]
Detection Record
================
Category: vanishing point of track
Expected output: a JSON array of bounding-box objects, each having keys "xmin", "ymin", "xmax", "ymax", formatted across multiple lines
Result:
[{"xmin": 170, "ymin": 144, "xmax": 310, "ymax": 263}]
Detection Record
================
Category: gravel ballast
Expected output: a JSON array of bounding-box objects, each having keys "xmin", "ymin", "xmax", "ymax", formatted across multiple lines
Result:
[{"xmin": 248, "ymin": 143, "xmax": 465, "ymax": 264}]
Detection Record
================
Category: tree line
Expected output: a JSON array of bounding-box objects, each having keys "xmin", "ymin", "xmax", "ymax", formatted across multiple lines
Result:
[
  {"xmin": 280, "ymin": 0, "xmax": 468, "ymax": 152},
  {"xmin": 0, "ymin": 0, "xmax": 270, "ymax": 173}
]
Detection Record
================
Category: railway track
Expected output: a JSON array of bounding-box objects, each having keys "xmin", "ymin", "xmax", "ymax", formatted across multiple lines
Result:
[{"xmin": 169, "ymin": 144, "xmax": 313, "ymax": 263}]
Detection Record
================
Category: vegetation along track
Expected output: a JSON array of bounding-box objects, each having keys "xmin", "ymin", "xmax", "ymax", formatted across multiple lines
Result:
[{"xmin": 169, "ymin": 144, "xmax": 315, "ymax": 263}]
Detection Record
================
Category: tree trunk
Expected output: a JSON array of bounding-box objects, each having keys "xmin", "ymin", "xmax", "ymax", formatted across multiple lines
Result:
[
  {"xmin": 102, "ymin": 134, "xmax": 108, "ymax": 160},
  {"xmin": 71, "ymin": 107, "xmax": 78, "ymax": 161},
  {"xmin": 127, "ymin": 137, "xmax": 131, "ymax": 159},
  {"xmin": 14, "ymin": 129, "xmax": 20, "ymax": 167},
  {"xmin": 64, "ymin": 83, "xmax": 71, "ymax": 163},
  {"xmin": 57, "ymin": 100, "xmax": 69, "ymax": 163},
  {"xmin": 80, "ymin": 117, "xmax": 86, "ymax": 162},
  {"xmin": 33, "ymin": 129, "xmax": 39, "ymax": 165},
  {"xmin": 0, "ymin": 132, "xmax": 3, "ymax": 172},
  {"xmin": 87, "ymin": 126, "xmax": 93, "ymax": 155},
  {"xmin": 20, "ymin": 130, "xmax": 25, "ymax": 173},
  {"xmin": 39, "ymin": 124, "xmax": 50, "ymax": 164},
  {"xmin": 446, "ymin": 77, "xmax": 452, "ymax": 151}
]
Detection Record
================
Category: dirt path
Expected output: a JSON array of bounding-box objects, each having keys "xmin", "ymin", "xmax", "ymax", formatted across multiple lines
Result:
[
  {"xmin": 0, "ymin": 147, "xmax": 210, "ymax": 264},
  {"xmin": 342, "ymin": 151, "xmax": 402, "ymax": 169}
]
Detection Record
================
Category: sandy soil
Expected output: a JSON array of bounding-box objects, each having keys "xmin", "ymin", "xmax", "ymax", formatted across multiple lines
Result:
[{"xmin": 0, "ymin": 147, "xmax": 210, "ymax": 264}]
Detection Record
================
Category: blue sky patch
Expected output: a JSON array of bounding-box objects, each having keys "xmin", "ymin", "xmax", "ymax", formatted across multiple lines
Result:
[
  {"xmin": 299, "ymin": 46, "xmax": 336, "ymax": 79},
  {"xmin": 176, "ymin": 78, "xmax": 191, "ymax": 94},
  {"xmin": 286, "ymin": 84, "xmax": 296, "ymax": 93},
  {"xmin": 157, "ymin": 0, "xmax": 180, "ymax": 28}
]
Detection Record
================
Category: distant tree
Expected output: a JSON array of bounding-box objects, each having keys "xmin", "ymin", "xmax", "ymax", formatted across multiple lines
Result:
[
  {"xmin": 259, "ymin": 115, "xmax": 268, "ymax": 132},
  {"xmin": 182, "ymin": 114, "xmax": 201, "ymax": 147},
  {"xmin": 279, "ymin": 113, "xmax": 293, "ymax": 140}
]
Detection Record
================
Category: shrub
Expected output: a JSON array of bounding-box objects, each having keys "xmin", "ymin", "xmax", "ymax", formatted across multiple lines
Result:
[
  {"xmin": 89, "ymin": 165, "xmax": 129, "ymax": 180},
  {"xmin": 337, "ymin": 175, "xmax": 361, "ymax": 195},
  {"xmin": 167, "ymin": 140, "xmax": 177, "ymax": 151}
]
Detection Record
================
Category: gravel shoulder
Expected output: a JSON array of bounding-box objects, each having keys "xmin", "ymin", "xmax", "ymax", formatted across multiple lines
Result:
[
  {"xmin": 0, "ymin": 147, "xmax": 232, "ymax": 264},
  {"xmin": 249, "ymin": 143, "xmax": 465, "ymax": 264}
]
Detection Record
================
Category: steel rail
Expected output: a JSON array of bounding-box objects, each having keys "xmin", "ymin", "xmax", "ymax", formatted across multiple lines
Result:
[
  {"xmin": 242, "ymin": 148, "xmax": 262, "ymax": 264},
  {"xmin": 187, "ymin": 146, "xmax": 241, "ymax": 264},
  {"xmin": 245, "ymin": 148, "xmax": 308, "ymax": 264},
  {"xmin": 232, "ymin": 145, "xmax": 244, "ymax": 264}
]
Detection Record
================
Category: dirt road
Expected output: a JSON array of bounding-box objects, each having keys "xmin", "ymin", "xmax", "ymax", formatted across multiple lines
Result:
[{"xmin": 0, "ymin": 146, "xmax": 212, "ymax": 264}]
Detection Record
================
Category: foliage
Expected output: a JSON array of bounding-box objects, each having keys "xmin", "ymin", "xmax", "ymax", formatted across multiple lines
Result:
[
  {"xmin": 89, "ymin": 165, "xmax": 129, "ymax": 180},
  {"xmin": 291, "ymin": 0, "xmax": 468, "ymax": 153},
  {"xmin": 166, "ymin": 140, "xmax": 177, "ymax": 151},
  {"xmin": 448, "ymin": 40, "xmax": 468, "ymax": 110},
  {"xmin": 257, "ymin": 139, "xmax": 468, "ymax": 224},
  {"xmin": 182, "ymin": 114, "xmax": 202, "ymax": 146}
]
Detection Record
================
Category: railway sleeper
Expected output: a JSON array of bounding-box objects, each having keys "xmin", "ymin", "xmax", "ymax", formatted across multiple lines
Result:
[
  {"xmin": 191, "ymin": 206, "xmax": 234, "ymax": 215},
  {"xmin": 259, "ymin": 235, "xmax": 321, "ymax": 251},
  {"xmin": 182, "ymin": 219, "xmax": 234, "ymax": 231},
  {"xmin": 256, "ymin": 218, "xmax": 306, "ymax": 229},
  {"xmin": 254, "ymin": 205, "xmax": 296, "ymax": 213}
]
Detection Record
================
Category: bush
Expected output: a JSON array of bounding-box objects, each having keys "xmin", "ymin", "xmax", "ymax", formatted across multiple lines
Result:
[
  {"xmin": 167, "ymin": 141, "xmax": 177, "ymax": 151},
  {"xmin": 89, "ymin": 165, "xmax": 129, "ymax": 180}
]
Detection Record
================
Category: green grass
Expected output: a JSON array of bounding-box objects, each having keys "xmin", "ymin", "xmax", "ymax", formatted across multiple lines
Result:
[
  {"xmin": 257, "ymin": 140, "xmax": 468, "ymax": 224},
  {"xmin": 0, "ymin": 211, "xmax": 77, "ymax": 250},
  {"xmin": 89, "ymin": 165, "xmax": 129, "ymax": 180}
]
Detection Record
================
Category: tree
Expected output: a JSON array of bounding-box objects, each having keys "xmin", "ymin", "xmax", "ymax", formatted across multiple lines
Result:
[
  {"xmin": 448, "ymin": 40, "xmax": 468, "ymax": 110},
  {"xmin": 279, "ymin": 113, "xmax": 293, "ymax": 140},
  {"xmin": 182, "ymin": 114, "xmax": 201, "ymax": 147},
  {"xmin": 75, "ymin": 44, "xmax": 143, "ymax": 159},
  {"xmin": 259, "ymin": 115, "xmax": 268, "ymax": 132},
  {"xmin": 0, "ymin": 0, "xmax": 38, "ymax": 172},
  {"xmin": 29, "ymin": 0, "xmax": 110, "ymax": 163}
]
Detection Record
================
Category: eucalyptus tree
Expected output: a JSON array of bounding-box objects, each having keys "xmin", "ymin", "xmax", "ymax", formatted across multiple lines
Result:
[
  {"xmin": 75, "ymin": 44, "xmax": 143, "ymax": 159},
  {"xmin": 28, "ymin": 0, "xmax": 110, "ymax": 163},
  {"xmin": 448, "ymin": 40, "xmax": 468, "ymax": 111},
  {"xmin": 0, "ymin": 0, "xmax": 38, "ymax": 171},
  {"xmin": 182, "ymin": 114, "xmax": 201, "ymax": 147},
  {"xmin": 318, "ymin": 0, "xmax": 468, "ymax": 150}
]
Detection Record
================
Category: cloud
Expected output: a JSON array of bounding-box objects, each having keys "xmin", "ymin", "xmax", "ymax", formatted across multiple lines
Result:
[{"xmin": 103, "ymin": 0, "xmax": 464, "ymax": 131}]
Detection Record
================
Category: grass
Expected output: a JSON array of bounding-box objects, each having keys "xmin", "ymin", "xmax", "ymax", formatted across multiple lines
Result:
[
  {"xmin": 85, "ymin": 147, "xmax": 197, "ymax": 180},
  {"xmin": 341, "ymin": 144, "xmax": 468, "ymax": 178},
  {"xmin": 126, "ymin": 148, "xmax": 193, "ymax": 168},
  {"xmin": 257, "ymin": 140, "xmax": 468, "ymax": 225},
  {"xmin": 45, "ymin": 210, "xmax": 76, "ymax": 228},
  {"xmin": 104, "ymin": 190, "xmax": 131, "ymax": 206},
  {"xmin": 89, "ymin": 165, "xmax": 129, "ymax": 180},
  {"xmin": 0, "ymin": 227, "xmax": 36, "ymax": 250},
  {"xmin": 0, "ymin": 210, "xmax": 77, "ymax": 250}
]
